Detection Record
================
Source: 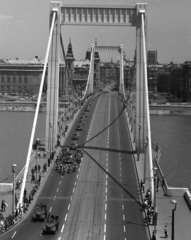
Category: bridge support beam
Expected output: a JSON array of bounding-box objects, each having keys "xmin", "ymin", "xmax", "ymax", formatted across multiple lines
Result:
[
  {"xmin": 89, "ymin": 44, "xmax": 95, "ymax": 94},
  {"xmin": 135, "ymin": 3, "xmax": 147, "ymax": 154},
  {"xmin": 119, "ymin": 44, "xmax": 124, "ymax": 95},
  {"xmin": 45, "ymin": 2, "xmax": 61, "ymax": 152}
]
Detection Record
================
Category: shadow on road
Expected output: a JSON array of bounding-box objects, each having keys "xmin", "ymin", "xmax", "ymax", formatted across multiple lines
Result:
[{"xmin": 84, "ymin": 150, "xmax": 142, "ymax": 208}]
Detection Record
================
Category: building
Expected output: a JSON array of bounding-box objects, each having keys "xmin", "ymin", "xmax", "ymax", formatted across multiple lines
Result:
[{"xmin": 147, "ymin": 51, "xmax": 157, "ymax": 65}]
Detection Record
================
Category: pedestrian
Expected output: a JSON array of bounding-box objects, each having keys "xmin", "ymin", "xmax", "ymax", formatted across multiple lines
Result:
[
  {"xmin": 38, "ymin": 165, "xmax": 41, "ymax": 172},
  {"xmin": 153, "ymin": 226, "xmax": 157, "ymax": 235},
  {"xmin": 164, "ymin": 225, "xmax": 168, "ymax": 238},
  {"xmin": 38, "ymin": 173, "xmax": 42, "ymax": 185},
  {"xmin": 140, "ymin": 180, "xmax": 143, "ymax": 192},
  {"xmin": 142, "ymin": 182, "xmax": 145, "ymax": 193},
  {"xmin": 1, "ymin": 200, "xmax": 5, "ymax": 212},
  {"xmin": 24, "ymin": 188, "xmax": 27, "ymax": 197},
  {"xmin": 152, "ymin": 231, "xmax": 156, "ymax": 240},
  {"xmin": 31, "ymin": 173, "xmax": 35, "ymax": 183}
]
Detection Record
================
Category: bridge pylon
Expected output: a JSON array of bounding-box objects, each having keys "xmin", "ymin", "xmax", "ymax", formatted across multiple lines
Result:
[
  {"xmin": 45, "ymin": 1, "xmax": 61, "ymax": 152},
  {"xmin": 119, "ymin": 44, "xmax": 124, "ymax": 95},
  {"xmin": 89, "ymin": 44, "xmax": 95, "ymax": 94}
]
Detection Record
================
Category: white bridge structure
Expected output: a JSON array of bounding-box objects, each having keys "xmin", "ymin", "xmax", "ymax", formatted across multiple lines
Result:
[{"xmin": 18, "ymin": 1, "xmax": 155, "ymax": 219}]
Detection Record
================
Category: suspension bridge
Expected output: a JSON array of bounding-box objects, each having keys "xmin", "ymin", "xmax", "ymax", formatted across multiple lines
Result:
[{"xmin": 1, "ymin": 2, "xmax": 182, "ymax": 240}]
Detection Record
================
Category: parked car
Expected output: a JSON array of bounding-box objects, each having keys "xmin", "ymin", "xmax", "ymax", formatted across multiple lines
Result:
[
  {"xmin": 42, "ymin": 214, "xmax": 59, "ymax": 234},
  {"xmin": 76, "ymin": 149, "xmax": 84, "ymax": 157},
  {"xmin": 32, "ymin": 204, "xmax": 47, "ymax": 222},
  {"xmin": 78, "ymin": 119, "xmax": 85, "ymax": 126}
]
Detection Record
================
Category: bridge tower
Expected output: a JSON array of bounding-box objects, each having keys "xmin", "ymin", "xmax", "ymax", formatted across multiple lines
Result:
[
  {"xmin": 45, "ymin": 1, "xmax": 61, "ymax": 152},
  {"xmin": 135, "ymin": 4, "xmax": 148, "ymax": 154},
  {"xmin": 94, "ymin": 39, "xmax": 100, "ymax": 90},
  {"xmin": 65, "ymin": 38, "xmax": 75, "ymax": 96}
]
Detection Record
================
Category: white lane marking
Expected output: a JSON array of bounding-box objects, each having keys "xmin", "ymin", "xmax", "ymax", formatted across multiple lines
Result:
[
  {"xmin": 58, "ymin": 237, "xmax": 61, "ymax": 240},
  {"xmin": 123, "ymin": 214, "xmax": 125, "ymax": 221},
  {"xmin": 104, "ymin": 224, "xmax": 106, "ymax": 233},
  {"xmin": 105, "ymin": 213, "xmax": 107, "ymax": 220},
  {"xmin": 54, "ymin": 196, "xmax": 56, "ymax": 200},
  {"xmin": 49, "ymin": 207, "xmax": 52, "ymax": 212},
  {"xmin": 106, "ymin": 188, "xmax": 107, "ymax": 193},
  {"xmin": 73, "ymin": 188, "xmax": 75, "ymax": 193},
  {"xmin": 105, "ymin": 203, "xmax": 107, "ymax": 211},
  {"xmin": 106, "ymin": 174, "xmax": 108, "ymax": 179},
  {"xmin": 68, "ymin": 204, "xmax": 70, "ymax": 210},
  {"xmin": 124, "ymin": 225, "xmax": 126, "ymax": 232},
  {"xmin": 78, "ymin": 168, "xmax": 80, "ymax": 172},
  {"xmin": 105, "ymin": 195, "xmax": 107, "ymax": 201},
  {"xmin": 11, "ymin": 231, "xmax": 17, "ymax": 238},
  {"xmin": 76, "ymin": 174, "xmax": 79, "ymax": 179},
  {"xmin": 59, "ymin": 181, "xmax": 61, "ymax": 185},
  {"xmin": 106, "ymin": 181, "xmax": 108, "ymax": 186},
  {"xmin": 61, "ymin": 225, "xmax": 65, "ymax": 232},
  {"xmin": 104, "ymin": 234, "xmax": 106, "ymax": 240},
  {"xmin": 122, "ymin": 205, "xmax": 124, "ymax": 210},
  {"xmin": 65, "ymin": 214, "xmax": 68, "ymax": 221},
  {"xmin": 75, "ymin": 181, "xmax": 77, "ymax": 186},
  {"xmin": 57, "ymin": 188, "xmax": 59, "ymax": 192},
  {"xmin": 70, "ymin": 196, "xmax": 73, "ymax": 201}
]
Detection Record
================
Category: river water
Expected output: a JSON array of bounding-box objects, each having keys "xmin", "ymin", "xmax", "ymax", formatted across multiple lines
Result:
[
  {"xmin": 0, "ymin": 112, "xmax": 191, "ymax": 190},
  {"xmin": 0, "ymin": 112, "xmax": 45, "ymax": 183}
]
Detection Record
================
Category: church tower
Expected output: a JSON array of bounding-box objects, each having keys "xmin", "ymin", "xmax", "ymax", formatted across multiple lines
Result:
[{"xmin": 65, "ymin": 38, "xmax": 75, "ymax": 97}]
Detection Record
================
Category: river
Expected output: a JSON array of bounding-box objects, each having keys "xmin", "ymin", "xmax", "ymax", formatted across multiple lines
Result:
[{"xmin": 0, "ymin": 112, "xmax": 191, "ymax": 190}]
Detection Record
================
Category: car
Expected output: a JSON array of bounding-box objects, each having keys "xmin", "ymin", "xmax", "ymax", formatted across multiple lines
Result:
[
  {"xmin": 82, "ymin": 112, "xmax": 87, "ymax": 117},
  {"xmin": 76, "ymin": 149, "xmax": 84, "ymax": 157},
  {"xmin": 32, "ymin": 204, "xmax": 47, "ymax": 222},
  {"xmin": 80, "ymin": 115, "xmax": 86, "ymax": 120},
  {"xmin": 70, "ymin": 142, "xmax": 77, "ymax": 150},
  {"xmin": 84, "ymin": 108, "xmax": 89, "ymax": 112},
  {"xmin": 76, "ymin": 124, "xmax": 83, "ymax": 131},
  {"xmin": 72, "ymin": 133, "xmax": 79, "ymax": 140},
  {"xmin": 76, "ymin": 155, "xmax": 82, "ymax": 163},
  {"xmin": 62, "ymin": 147, "xmax": 70, "ymax": 156},
  {"xmin": 61, "ymin": 154, "xmax": 73, "ymax": 164},
  {"xmin": 78, "ymin": 119, "xmax": 85, "ymax": 126},
  {"xmin": 42, "ymin": 214, "xmax": 59, "ymax": 234}
]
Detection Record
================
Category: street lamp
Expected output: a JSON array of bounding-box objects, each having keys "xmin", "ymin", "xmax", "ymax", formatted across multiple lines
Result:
[
  {"xmin": 153, "ymin": 167, "xmax": 158, "ymax": 225},
  {"xmin": 138, "ymin": 123, "xmax": 141, "ymax": 160},
  {"xmin": 12, "ymin": 163, "xmax": 17, "ymax": 214},
  {"xmin": 171, "ymin": 199, "xmax": 177, "ymax": 240}
]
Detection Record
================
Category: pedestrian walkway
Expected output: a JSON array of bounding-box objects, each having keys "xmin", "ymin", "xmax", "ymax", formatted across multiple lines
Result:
[{"xmin": 125, "ymin": 108, "xmax": 191, "ymax": 240}]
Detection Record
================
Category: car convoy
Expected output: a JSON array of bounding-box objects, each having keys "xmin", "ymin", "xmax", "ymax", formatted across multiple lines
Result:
[{"xmin": 31, "ymin": 99, "xmax": 92, "ymax": 235}]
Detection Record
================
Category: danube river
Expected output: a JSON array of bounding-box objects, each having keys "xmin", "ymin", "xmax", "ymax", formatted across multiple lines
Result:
[{"xmin": 0, "ymin": 112, "xmax": 191, "ymax": 190}]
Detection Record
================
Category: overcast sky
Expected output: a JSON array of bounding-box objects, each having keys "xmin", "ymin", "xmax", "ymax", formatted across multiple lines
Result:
[{"xmin": 0, "ymin": 0, "xmax": 191, "ymax": 63}]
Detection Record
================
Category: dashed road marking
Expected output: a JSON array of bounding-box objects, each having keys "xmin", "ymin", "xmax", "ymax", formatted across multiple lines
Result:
[
  {"xmin": 61, "ymin": 225, "xmax": 65, "ymax": 232},
  {"xmin": 11, "ymin": 231, "xmax": 16, "ymax": 238},
  {"xmin": 65, "ymin": 214, "xmax": 68, "ymax": 221}
]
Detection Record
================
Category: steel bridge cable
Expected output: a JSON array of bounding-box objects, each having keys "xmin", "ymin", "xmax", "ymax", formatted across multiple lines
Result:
[
  {"xmin": 141, "ymin": 12, "xmax": 154, "ymax": 205},
  {"xmin": 18, "ymin": 11, "xmax": 57, "ymax": 208}
]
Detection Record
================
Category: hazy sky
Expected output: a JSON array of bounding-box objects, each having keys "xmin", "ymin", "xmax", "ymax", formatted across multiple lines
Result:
[{"xmin": 0, "ymin": 0, "xmax": 191, "ymax": 63}]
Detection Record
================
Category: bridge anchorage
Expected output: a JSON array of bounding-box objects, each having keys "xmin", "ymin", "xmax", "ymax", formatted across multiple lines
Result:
[{"xmin": 18, "ymin": 1, "xmax": 158, "ymax": 229}]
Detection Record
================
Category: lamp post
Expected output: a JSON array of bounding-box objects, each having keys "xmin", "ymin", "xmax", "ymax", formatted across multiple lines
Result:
[
  {"xmin": 138, "ymin": 123, "xmax": 141, "ymax": 160},
  {"xmin": 171, "ymin": 199, "xmax": 177, "ymax": 240},
  {"xmin": 153, "ymin": 167, "xmax": 158, "ymax": 225},
  {"xmin": 12, "ymin": 164, "xmax": 17, "ymax": 214}
]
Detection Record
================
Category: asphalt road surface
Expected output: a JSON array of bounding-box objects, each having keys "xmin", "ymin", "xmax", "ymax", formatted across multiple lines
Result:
[{"xmin": 2, "ymin": 92, "xmax": 149, "ymax": 240}]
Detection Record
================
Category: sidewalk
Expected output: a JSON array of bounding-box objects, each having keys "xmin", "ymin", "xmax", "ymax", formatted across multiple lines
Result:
[{"xmin": 125, "ymin": 109, "xmax": 191, "ymax": 240}]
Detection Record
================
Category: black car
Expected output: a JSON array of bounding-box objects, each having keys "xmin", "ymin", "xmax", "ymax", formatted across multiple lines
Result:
[
  {"xmin": 62, "ymin": 147, "xmax": 70, "ymax": 156},
  {"xmin": 72, "ymin": 133, "xmax": 79, "ymax": 140},
  {"xmin": 78, "ymin": 119, "xmax": 85, "ymax": 126},
  {"xmin": 76, "ymin": 124, "xmax": 83, "ymax": 131},
  {"xmin": 70, "ymin": 142, "xmax": 77, "ymax": 150},
  {"xmin": 32, "ymin": 204, "xmax": 47, "ymax": 222},
  {"xmin": 76, "ymin": 149, "xmax": 84, "ymax": 157},
  {"xmin": 42, "ymin": 215, "xmax": 59, "ymax": 234},
  {"xmin": 61, "ymin": 154, "xmax": 73, "ymax": 164}
]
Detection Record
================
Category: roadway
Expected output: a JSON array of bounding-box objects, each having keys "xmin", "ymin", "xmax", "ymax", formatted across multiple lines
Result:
[{"xmin": 1, "ymin": 91, "xmax": 149, "ymax": 240}]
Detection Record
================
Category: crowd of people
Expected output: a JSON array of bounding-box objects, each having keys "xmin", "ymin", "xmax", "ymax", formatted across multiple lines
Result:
[{"xmin": 0, "ymin": 150, "xmax": 57, "ymax": 234}]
